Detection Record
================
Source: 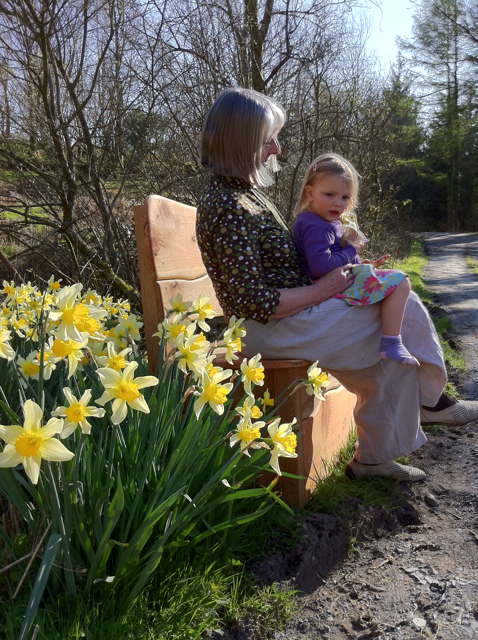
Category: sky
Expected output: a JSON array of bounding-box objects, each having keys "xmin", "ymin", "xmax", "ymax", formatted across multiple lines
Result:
[{"xmin": 359, "ymin": 0, "xmax": 417, "ymax": 72}]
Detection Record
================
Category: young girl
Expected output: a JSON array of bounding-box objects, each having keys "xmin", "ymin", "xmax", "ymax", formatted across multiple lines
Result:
[{"xmin": 292, "ymin": 153, "xmax": 419, "ymax": 367}]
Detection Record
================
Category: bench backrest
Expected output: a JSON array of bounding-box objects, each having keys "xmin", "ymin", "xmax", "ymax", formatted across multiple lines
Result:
[{"xmin": 133, "ymin": 195, "xmax": 222, "ymax": 367}]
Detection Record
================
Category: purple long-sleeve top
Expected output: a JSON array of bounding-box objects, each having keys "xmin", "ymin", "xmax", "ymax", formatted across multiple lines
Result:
[{"xmin": 292, "ymin": 211, "xmax": 359, "ymax": 279}]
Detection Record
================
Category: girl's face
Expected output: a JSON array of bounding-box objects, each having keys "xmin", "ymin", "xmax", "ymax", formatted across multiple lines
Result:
[{"xmin": 304, "ymin": 173, "xmax": 352, "ymax": 222}]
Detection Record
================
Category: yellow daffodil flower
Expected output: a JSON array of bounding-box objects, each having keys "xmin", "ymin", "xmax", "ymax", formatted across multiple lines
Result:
[
  {"xmin": 305, "ymin": 362, "xmax": 329, "ymax": 400},
  {"xmin": 229, "ymin": 417, "xmax": 268, "ymax": 456},
  {"xmin": 190, "ymin": 296, "xmax": 216, "ymax": 331},
  {"xmin": 114, "ymin": 314, "xmax": 142, "ymax": 341},
  {"xmin": 235, "ymin": 395, "xmax": 263, "ymax": 421},
  {"xmin": 1, "ymin": 280, "xmax": 16, "ymax": 300},
  {"xmin": 96, "ymin": 361, "xmax": 158, "ymax": 425},
  {"xmin": 258, "ymin": 389, "xmax": 275, "ymax": 408},
  {"xmin": 240, "ymin": 354, "xmax": 265, "ymax": 395},
  {"xmin": 52, "ymin": 337, "xmax": 88, "ymax": 378},
  {"xmin": 95, "ymin": 342, "xmax": 131, "ymax": 371},
  {"xmin": 17, "ymin": 352, "xmax": 40, "ymax": 380},
  {"xmin": 173, "ymin": 324, "xmax": 210, "ymax": 375},
  {"xmin": 0, "ymin": 328, "xmax": 15, "ymax": 360},
  {"xmin": 53, "ymin": 388, "xmax": 106, "ymax": 438},
  {"xmin": 155, "ymin": 315, "xmax": 194, "ymax": 348},
  {"xmin": 193, "ymin": 368, "xmax": 233, "ymax": 417},
  {"xmin": 168, "ymin": 293, "xmax": 190, "ymax": 314},
  {"xmin": 0, "ymin": 399, "xmax": 73, "ymax": 484},
  {"xmin": 47, "ymin": 275, "xmax": 62, "ymax": 291},
  {"xmin": 49, "ymin": 283, "xmax": 106, "ymax": 341},
  {"xmin": 267, "ymin": 417, "xmax": 298, "ymax": 475}
]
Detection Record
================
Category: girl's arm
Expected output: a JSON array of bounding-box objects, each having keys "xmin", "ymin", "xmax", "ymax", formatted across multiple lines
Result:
[
  {"xmin": 297, "ymin": 219, "xmax": 357, "ymax": 278},
  {"xmin": 270, "ymin": 264, "xmax": 354, "ymax": 319}
]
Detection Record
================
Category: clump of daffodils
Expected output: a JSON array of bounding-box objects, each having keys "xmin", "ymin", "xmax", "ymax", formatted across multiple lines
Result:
[
  {"xmin": 0, "ymin": 279, "xmax": 157, "ymax": 483},
  {"xmin": 158, "ymin": 294, "xmax": 327, "ymax": 476}
]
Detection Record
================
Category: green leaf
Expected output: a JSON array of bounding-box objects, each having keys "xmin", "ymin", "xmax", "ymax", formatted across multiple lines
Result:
[
  {"xmin": 86, "ymin": 474, "xmax": 125, "ymax": 588},
  {"xmin": 17, "ymin": 532, "xmax": 62, "ymax": 640}
]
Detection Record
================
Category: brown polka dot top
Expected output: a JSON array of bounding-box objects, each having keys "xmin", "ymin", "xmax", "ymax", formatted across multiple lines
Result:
[{"xmin": 196, "ymin": 175, "xmax": 310, "ymax": 324}]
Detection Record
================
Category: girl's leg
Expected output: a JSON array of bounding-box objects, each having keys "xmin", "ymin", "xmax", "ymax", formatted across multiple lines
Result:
[{"xmin": 379, "ymin": 278, "xmax": 419, "ymax": 366}]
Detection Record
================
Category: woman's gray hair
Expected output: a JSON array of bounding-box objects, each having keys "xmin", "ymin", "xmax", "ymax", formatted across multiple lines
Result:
[{"xmin": 201, "ymin": 87, "xmax": 285, "ymax": 186}]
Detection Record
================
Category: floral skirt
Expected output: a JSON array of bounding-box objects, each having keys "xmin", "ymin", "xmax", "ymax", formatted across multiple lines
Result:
[{"xmin": 335, "ymin": 264, "xmax": 406, "ymax": 306}]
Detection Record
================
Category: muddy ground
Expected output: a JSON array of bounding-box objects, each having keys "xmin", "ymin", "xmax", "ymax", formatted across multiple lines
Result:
[{"xmin": 226, "ymin": 233, "xmax": 478, "ymax": 640}]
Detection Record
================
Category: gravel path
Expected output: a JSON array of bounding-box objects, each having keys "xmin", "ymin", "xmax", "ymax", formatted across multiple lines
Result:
[
  {"xmin": 227, "ymin": 234, "xmax": 478, "ymax": 640},
  {"xmin": 422, "ymin": 232, "xmax": 478, "ymax": 400}
]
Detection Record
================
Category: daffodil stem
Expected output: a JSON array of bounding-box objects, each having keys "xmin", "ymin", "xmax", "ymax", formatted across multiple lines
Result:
[{"xmin": 47, "ymin": 463, "xmax": 76, "ymax": 595}]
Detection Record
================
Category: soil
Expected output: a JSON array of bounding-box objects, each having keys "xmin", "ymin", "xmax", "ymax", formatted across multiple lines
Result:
[{"xmin": 225, "ymin": 233, "xmax": 478, "ymax": 640}]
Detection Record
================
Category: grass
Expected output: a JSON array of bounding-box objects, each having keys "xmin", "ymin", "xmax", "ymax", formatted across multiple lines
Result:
[
  {"xmin": 307, "ymin": 432, "xmax": 401, "ymax": 517},
  {"xmin": 1, "ymin": 502, "xmax": 299, "ymax": 640}
]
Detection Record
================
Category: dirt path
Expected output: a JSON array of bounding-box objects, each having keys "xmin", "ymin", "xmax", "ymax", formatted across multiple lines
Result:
[{"xmin": 235, "ymin": 234, "xmax": 478, "ymax": 640}]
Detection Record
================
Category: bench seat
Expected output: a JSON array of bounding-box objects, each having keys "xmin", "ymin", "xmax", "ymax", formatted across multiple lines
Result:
[{"xmin": 134, "ymin": 195, "xmax": 356, "ymax": 507}]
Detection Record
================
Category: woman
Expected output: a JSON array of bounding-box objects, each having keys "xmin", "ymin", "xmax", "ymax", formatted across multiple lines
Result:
[{"xmin": 196, "ymin": 87, "xmax": 478, "ymax": 481}]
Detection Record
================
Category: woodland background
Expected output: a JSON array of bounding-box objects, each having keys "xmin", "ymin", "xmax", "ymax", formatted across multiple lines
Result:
[{"xmin": 0, "ymin": 0, "xmax": 476, "ymax": 302}]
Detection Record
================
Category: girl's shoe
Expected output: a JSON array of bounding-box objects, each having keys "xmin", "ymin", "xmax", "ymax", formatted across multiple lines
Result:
[{"xmin": 346, "ymin": 459, "xmax": 426, "ymax": 482}]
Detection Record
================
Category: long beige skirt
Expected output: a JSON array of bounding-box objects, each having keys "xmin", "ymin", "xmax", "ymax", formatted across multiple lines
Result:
[{"xmin": 242, "ymin": 291, "xmax": 447, "ymax": 463}]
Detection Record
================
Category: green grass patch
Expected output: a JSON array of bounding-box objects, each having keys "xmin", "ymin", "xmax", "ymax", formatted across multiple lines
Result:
[
  {"xmin": 391, "ymin": 238, "xmax": 434, "ymax": 306},
  {"xmin": 307, "ymin": 433, "xmax": 400, "ymax": 516}
]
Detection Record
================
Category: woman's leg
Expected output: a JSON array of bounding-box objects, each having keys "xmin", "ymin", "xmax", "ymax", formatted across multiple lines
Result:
[{"xmin": 328, "ymin": 359, "xmax": 425, "ymax": 464}]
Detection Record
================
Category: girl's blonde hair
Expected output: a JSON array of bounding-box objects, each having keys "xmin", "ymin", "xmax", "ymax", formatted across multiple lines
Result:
[
  {"xmin": 201, "ymin": 87, "xmax": 285, "ymax": 187},
  {"xmin": 293, "ymin": 153, "xmax": 360, "ymax": 216}
]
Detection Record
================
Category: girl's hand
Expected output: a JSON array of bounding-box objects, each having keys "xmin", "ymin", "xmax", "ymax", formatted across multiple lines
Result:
[{"xmin": 370, "ymin": 253, "xmax": 390, "ymax": 267}]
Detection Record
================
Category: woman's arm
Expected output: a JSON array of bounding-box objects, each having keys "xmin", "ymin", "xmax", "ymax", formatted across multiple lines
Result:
[{"xmin": 270, "ymin": 264, "xmax": 354, "ymax": 319}]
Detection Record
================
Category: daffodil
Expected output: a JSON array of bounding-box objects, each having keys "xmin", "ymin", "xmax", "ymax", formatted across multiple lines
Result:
[
  {"xmin": 193, "ymin": 368, "xmax": 233, "ymax": 417},
  {"xmin": 305, "ymin": 362, "xmax": 329, "ymax": 400},
  {"xmin": 168, "ymin": 293, "xmax": 190, "ymax": 314},
  {"xmin": 0, "ymin": 399, "xmax": 73, "ymax": 484},
  {"xmin": 114, "ymin": 314, "xmax": 142, "ymax": 341},
  {"xmin": 0, "ymin": 328, "xmax": 14, "ymax": 360},
  {"xmin": 240, "ymin": 354, "xmax": 265, "ymax": 395},
  {"xmin": 53, "ymin": 388, "xmax": 106, "ymax": 438},
  {"xmin": 190, "ymin": 296, "xmax": 216, "ymax": 331},
  {"xmin": 1, "ymin": 280, "xmax": 16, "ymax": 301},
  {"xmin": 47, "ymin": 275, "xmax": 62, "ymax": 291},
  {"xmin": 267, "ymin": 417, "xmax": 298, "ymax": 475},
  {"xmin": 95, "ymin": 341, "xmax": 131, "ymax": 371},
  {"xmin": 229, "ymin": 417, "xmax": 268, "ymax": 455},
  {"xmin": 222, "ymin": 317, "xmax": 245, "ymax": 364},
  {"xmin": 235, "ymin": 395, "xmax": 263, "ymax": 421},
  {"xmin": 155, "ymin": 315, "xmax": 195, "ymax": 348},
  {"xmin": 49, "ymin": 283, "xmax": 106, "ymax": 341},
  {"xmin": 52, "ymin": 337, "xmax": 88, "ymax": 378},
  {"xmin": 33, "ymin": 338, "xmax": 57, "ymax": 380},
  {"xmin": 96, "ymin": 361, "xmax": 159, "ymax": 425},
  {"xmin": 17, "ymin": 352, "xmax": 40, "ymax": 380},
  {"xmin": 173, "ymin": 323, "xmax": 210, "ymax": 375},
  {"xmin": 258, "ymin": 389, "xmax": 275, "ymax": 409}
]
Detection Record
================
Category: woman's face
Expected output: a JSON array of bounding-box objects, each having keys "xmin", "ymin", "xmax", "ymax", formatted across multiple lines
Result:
[{"xmin": 261, "ymin": 135, "xmax": 280, "ymax": 163}]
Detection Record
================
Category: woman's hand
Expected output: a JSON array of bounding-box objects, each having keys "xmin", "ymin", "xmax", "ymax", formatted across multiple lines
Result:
[
  {"xmin": 271, "ymin": 265, "xmax": 354, "ymax": 319},
  {"xmin": 312, "ymin": 264, "xmax": 354, "ymax": 298}
]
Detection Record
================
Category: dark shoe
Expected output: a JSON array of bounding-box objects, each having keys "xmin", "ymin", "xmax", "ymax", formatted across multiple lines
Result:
[
  {"xmin": 420, "ymin": 400, "xmax": 478, "ymax": 425},
  {"xmin": 346, "ymin": 459, "xmax": 426, "ymax": 482}
]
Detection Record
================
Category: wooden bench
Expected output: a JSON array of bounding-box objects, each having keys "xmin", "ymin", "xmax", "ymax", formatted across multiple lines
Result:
[{"xmin": 133, "ymin": 195, "xmax": 357, "ymax": 507}]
